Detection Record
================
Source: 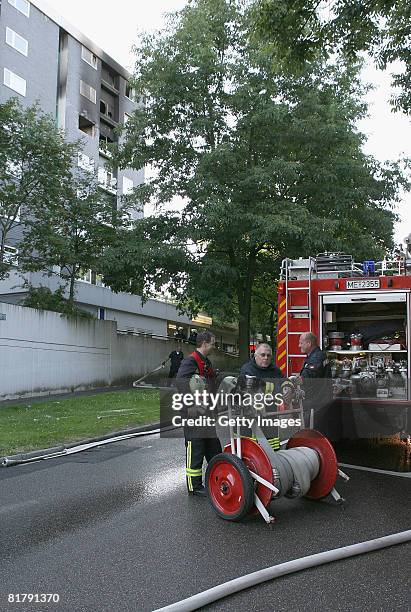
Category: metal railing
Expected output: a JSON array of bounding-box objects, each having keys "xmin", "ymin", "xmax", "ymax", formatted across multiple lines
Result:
[
  {"xmin": 116, "ymin": 328, "xmax": 239, "ymax": 356},
  {"xmin": 281, "ymin": 256, "xmax": 411, "ymax": 280}
]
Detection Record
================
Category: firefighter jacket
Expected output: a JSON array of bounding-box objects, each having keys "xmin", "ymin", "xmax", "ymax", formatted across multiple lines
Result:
[
  {"xmin": 300, "ymin": 346, "xmax": 332, "ymax": 407},
  {"xmin": 175, "ymin": 350, "xmax": 217, "ymax": 393},
  {"xmin": 300, "ymin": 347, "xmax": 331, "ymax": 379},
  {"xmin": 240, "ymin": 358, "xmax": 283, "ymax": 379},
  {"xmin": 239, "ymin": 358, "xmax": 284, "ymax": 394},
  {"xmin": 175, "ymin": 350, "xmax": 218, "ymax": 439},
  {"xmin": 238, "ymin": 358, "xmax": 284, "ymax": 451}
]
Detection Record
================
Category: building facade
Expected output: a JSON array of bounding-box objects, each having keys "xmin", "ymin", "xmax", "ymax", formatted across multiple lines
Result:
[
  {"xmin": 0, "ymin": 0, "xmax": 143, "ymax": 225},
  {"xmin": 0, "ymin": 0, "xmax": 239, "ymax": 349}
]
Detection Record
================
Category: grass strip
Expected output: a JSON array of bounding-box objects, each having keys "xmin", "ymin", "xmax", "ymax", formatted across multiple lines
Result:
[{"xmin": 0, "ymin": 389, "xmax": 159, "ymax": 456}]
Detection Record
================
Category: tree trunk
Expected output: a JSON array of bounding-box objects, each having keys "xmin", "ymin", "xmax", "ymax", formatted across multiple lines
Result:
[
  {"xmin": 238, "ymin": 300, "xmax": 251, "ymax": 363},
  {"xmin": 237, "ymin": 251, "xmax": 257, "ymax": 363},
  {"xmin": 68, "ymin": 269, "xmax": 76, "ymax": 311},
  {"xmin": 0, "ymin": 231, "xmax": 7, "ymax": 280},
  {"xmin": 0, "ymin": 234, "xmax": 5, "ymax": 263}
]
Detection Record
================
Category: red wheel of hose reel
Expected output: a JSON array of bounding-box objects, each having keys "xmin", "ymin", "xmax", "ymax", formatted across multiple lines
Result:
[
  {"xmin": 224, "ymin": 438, "xmax": 273, "ymax": 515},
  {"xmin": 206, "ymin": 453, "xmax": 254, "ymax": 520},
  {"xmin": 287, "ymin": 429, "xmax": 338, "ymax": 500}
]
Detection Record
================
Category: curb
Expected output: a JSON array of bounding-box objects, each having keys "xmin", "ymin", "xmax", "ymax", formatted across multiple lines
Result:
[{"xmin": 0, "ymin": 421, "xmax": 175, "ymax": 467}]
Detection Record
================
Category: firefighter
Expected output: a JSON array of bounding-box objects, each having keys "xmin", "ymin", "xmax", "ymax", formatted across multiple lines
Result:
[
  {"xmin": 298, "ymin": 332, "xmax": 332, "ymax": 428},
  {"xmin": 238, "ymin": 343, "xmax": 286, "ymax": 451},
  {"xmin": 168, "ymin": 349, "xmax": 184, "ymax": 382},
  {"xmin": 176, "ymin": 331, "xmax": 222, "ymax": 497},
  {"xmin": 239, "ymin": 343, "xmax": 283, "ymax": 380}
]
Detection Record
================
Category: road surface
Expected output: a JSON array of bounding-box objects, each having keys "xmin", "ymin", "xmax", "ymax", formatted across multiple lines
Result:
[{"xmin": 0, "ymin": 435, "xmax": 409, "ymax": 611}]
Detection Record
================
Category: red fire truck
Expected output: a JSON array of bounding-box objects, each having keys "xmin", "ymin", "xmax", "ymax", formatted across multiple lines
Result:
[{"xmin": 276, "ymin": 253, "xmax": 410, "ymax": 438}]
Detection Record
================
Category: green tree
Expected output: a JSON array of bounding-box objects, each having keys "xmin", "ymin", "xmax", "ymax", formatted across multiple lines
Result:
[
  {"xmin": 250, "ymin": 269, "xmax": 279, "ymax": 344},
  {"xmin": 253, "ymin": 0, "xmax": 411, "ymax": 114},
  {"xmin": 21, "ymin": 284, "xmax": 93, "ymax": 318},
  {"xmin": 0, "ymin": 98, "xmax": 75, "ymax": 279},
  {"xmin": 104, "ymin": 0, "xmax": 407, "ymax": 361},
  {"xmin": 18, "ymin": 167, "xmax": 124, "ymax": 310}
]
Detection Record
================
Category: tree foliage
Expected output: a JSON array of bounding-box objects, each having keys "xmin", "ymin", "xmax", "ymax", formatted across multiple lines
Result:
[
  {"xmin": 22, "ymin": 284, "xmax": 94, "ymax": 318},
  {"xmin": 19, "ymin": 168, "xmax": 124, "ymax": 309},
  {"xmin": 104, "ymin": 0, "xmax": 408, "ymax": 360},
  {"xmin": 253, "ymin": 0, "xmax": 411, "ymax": 114},
  {"xmin": 0, "ymin": 98, "xmax": 75, "ymax": 280}
]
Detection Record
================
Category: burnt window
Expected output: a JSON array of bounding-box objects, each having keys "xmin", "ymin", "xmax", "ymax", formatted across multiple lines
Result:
[{"xmin": 78, "ymin": 115, "xmax": 96, "ymax": 137}]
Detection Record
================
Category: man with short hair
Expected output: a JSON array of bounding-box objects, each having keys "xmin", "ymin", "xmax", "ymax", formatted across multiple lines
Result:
[
  {"xmin": 239, "ymin": 343, "xmax": 284, "ymax": 451},
  {"xmin": 299, "ymin": 332, "xmax": 331, "ymax": 380},
  {"xmin": 240, "ymin": 343, "xmax": 283, "ymax": 379},
  {"xmin": 176, "ymin": 331, "xmax": 222, "ymax": 497}
]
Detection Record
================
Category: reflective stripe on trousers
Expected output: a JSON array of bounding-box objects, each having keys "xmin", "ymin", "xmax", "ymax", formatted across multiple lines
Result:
[{"xmin": 185, "ymin": 441, "xmax": 202, "ymax": 491}]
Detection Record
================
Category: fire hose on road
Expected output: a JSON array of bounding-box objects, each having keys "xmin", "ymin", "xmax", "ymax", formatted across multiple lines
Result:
[
  {"xmin": 132, "ymin": 358, "xmax": 170, "ymax": 387},
  {"xmin": 154, "ymin": 530, "xmax": 411, "ymax": 612}
]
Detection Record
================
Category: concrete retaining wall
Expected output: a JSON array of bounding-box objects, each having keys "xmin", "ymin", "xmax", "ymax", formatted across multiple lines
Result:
[{"xmin": 0, "ymin": 302, "xmax": 240, "ymax": 401}]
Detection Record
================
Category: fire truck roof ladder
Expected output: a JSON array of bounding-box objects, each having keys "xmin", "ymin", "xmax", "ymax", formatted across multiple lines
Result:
[{"xmin": 281, "ymin": 257, "xmax": 316, "ymax": 376}]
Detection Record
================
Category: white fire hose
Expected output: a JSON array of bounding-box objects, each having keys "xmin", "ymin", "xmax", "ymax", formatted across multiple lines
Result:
[{"xmin": 154, "ymin": 530, "xmax": 411, "ymax": 612}]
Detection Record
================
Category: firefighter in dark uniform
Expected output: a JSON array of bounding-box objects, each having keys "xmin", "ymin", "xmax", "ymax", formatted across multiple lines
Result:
[
  {"xmin": 299, "ymin": 332, "xmax": 332, "ymax": 431},
  {"xmin": 176, "ymin": 331, "xmax": 222, "ymax": 497},
  {"xmin": 238, "ymin": 343, "xmax": 286, "ymax": 451},
  {"xmin": 168, "ymin": 349, "xmax": 184, "ymax": 381}
]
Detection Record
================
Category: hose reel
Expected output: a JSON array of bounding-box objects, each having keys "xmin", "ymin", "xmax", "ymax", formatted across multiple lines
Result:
[
  {"xmin": 206, "ymin": 429, "xmax": 342, "ymax": 523},
  {"xmin": 206, "ymin": 375, "xmax": 346, "ymax": 523}
]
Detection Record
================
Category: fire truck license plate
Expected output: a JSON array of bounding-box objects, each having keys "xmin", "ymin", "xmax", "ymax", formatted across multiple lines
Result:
[{"xmin": 346, "ymin": 280, "xmax": 381, "ymax": 290}]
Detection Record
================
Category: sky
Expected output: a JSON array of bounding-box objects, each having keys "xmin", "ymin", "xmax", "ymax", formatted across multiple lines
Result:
[{"xmin": 49, "ymin": 0, "xmax": 411, "ymax": 246}]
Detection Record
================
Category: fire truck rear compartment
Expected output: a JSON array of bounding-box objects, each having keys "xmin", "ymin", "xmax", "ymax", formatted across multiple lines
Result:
[
  {"xmin": 321, "ymin": 292, "xmax": 409, "ymax": 403},
  {"xmin": 278, "ymin": 256, "xmax": 411, "ymax": 466}
]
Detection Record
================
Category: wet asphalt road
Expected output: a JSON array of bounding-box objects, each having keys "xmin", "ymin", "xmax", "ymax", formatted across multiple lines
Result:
[{"xmin": 0, "ymin": 435, "xmax": 410, "ymax": 612}]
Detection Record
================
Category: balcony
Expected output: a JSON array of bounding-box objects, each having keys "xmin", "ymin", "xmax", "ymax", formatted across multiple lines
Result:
[
  {"xmin": 101, "ymin": 78, "xmax": 119, "ymax": 97},
  {"xmin": 3, "ymin": 245, "xmax": 18, "ymax": 266},
  {"xmin": 101, "ymin": 66, "xmax": 119, "ymax": 96},
  {"xmin": 98, "ymin": 143, "xmax": 113, "ymax": 159},
  {"xmin": 100, "ymin": 100, "xmax": 118, "ymax": 128},
  {"xmin": 98, "ymin": 168, "xmax": 117, "ymax": 195},
  {"xmin": 98, "ymin": 177, "xmax": 117, "ymax": 195}
]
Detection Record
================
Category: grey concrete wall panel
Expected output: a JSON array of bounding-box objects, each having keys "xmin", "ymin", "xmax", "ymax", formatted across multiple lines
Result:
[
  {"xmin": 0, "ymin": 301, "xmax": 239, "ymax": 400},
  {"xmin": 72, "ymin": 303, "xmax": 168, "ymax": 336},
  {"xmin": 111, "ymin": 332, "xmax": 168, "ymax": 382},
  {"xmin": 105, "ymin": 310, "xmax": 167, "ymax": 335},
  {"xmin": 0, "ymin": 301, "xmax": 113, "ymax": 400},
  {"xmin": 0, "ymin": 1, "xmax": 59, "ymax": 114},
  {"xmin": 0, "ymin": 223, "xmax": 23, "ymax": 247},
  {"xmin": 72, "ymin": 281, "xmax": 192, "ymax": 325}
]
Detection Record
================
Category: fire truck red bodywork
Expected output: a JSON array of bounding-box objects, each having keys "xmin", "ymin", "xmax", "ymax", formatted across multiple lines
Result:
[
  {"xmin": 276, "ymin": 264, "xmax": 411, "ymax": 437},
  {"xmin": 277, "ymin": 275, "xmax": 411, "ymax": 379}
]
